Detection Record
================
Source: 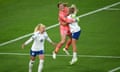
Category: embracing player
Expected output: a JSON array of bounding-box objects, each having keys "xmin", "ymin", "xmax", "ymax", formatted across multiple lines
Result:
[
  {"xmin": 52, "ymin": 2, "xmax": 75, "ymax": 59},
  {"xmin": 22, "ymin": 24, "xmax": 55, "ymax": 72},
  {"xmin": 67, "ymin": 5, "xmax": 81, "ymax": 65}
]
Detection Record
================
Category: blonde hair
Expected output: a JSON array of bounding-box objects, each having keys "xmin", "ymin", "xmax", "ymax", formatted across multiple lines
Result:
[
  {"xmin": 34, "ymin": 24, "xmax": 46, "ymax": 32},
  {"xmin": 70, "ymin": 4, "xmax": 78, "ymax": 14}
]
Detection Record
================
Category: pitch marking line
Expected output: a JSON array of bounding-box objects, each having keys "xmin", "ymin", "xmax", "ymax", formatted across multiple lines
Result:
[
  {"xmin": 0, "ymin": 1, "xmax": 120, "ymax": 47},
  {"xmin": 0, "ymin": 52, "xmax": 120, "ymax": 59},
  {"xmin": 108, "ymin": 67, "xmax": 120, "ymax": 72},
  {"xmin": 105, "ymin": 8, "xmax": 120, "ymax": 10}
]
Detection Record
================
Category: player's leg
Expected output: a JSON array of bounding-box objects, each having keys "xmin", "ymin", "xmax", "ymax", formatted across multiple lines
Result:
[
  {"xmin": 65, "ymin": 35, "xmax": 72, "ymax": 49},
  {"xmin": 55, "ymin": 34, "xmax": 66, "ymax": 53},
  {"xmin": 54, "ymin": 27, "xmax": 67, "ymax": 53},
  {"xmin": 72, "ymin": 38, "xmax": 77, "ymax": 58},
  {"xmin": 38, "ymin": 50, "xmax": 44, "ymax": 72},
  {"xmin": 53, "ymin": 34, "xmax": 67, "ymax": 59},
  {"xmin": 29, "ymin": 50, "xmax": 36, "ymax": 72},
  {"xmin": 70, "ymin": 31, "xmax": 80, "ymax": 65},
  {"xmin": 70, "ymin": 38, "xmax": 78, "ymax": 65},
  {"xmin": 63, "ymin": 34, "xmax": 72, "ymax": 55}
]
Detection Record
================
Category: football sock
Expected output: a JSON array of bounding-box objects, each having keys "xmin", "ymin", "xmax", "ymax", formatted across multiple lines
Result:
[
  {"xmin": 73, "ymin": 52, "xmax": 77, "ymax": 58},
  {"xmin": 38, "ymin": 60, "xmax": 44, "ymax": 72},
  {"xmin": 29, "ymin": 60, "xmax": 35, "ymax": 72}
]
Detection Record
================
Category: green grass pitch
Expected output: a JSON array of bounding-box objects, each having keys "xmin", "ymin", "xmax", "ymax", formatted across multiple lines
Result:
[{"xmin": 0, "ymin": 0, "xmax": 120, "ymax": 72}]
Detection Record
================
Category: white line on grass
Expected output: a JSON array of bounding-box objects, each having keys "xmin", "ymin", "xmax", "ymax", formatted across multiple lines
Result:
[
  {"xmin": 0, "ymin": 1, "xmax": 120, "ymax": 47},
  {"xmin": 0, "ymin": 24, "xmax": 59, "ymax": 47},
  {"xmin": 108, "ymin": 67, "xmax": 120, "ymax": 72},
  {"xmin": 0, "ymin": 52, "xmax": 120, "ymax": 59},
  {"xmin": 77, "ymin": 1, "xmax": 120, "ymax": 18},
  {"xmin": 105, "ymin": 8, "xmax": 120, "ymax": 10}
]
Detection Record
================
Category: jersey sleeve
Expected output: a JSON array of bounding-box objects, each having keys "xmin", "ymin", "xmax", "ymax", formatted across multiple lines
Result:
[
  {"xmin": 24, "ymin": 32, "xmax": 37, "ymax": 45},
  {"xmin": 24, "ymin": 37, "xmax": 33, "ymax": 45},
  {"xmin": 71, "ymin": 13, "xmax": 80, "ymax": 22},
  {"xmin": 71, "ymin": 13, "xmax": 76, "ymax": 18},
  {"xmin": 44, "ymin": 32, "xmax": 52, "ymax": 43},
  {"xmin": 32, "ymin": 32, "xmax": 38, "ymax": 39},
  {"xmin": 68, "ymin": 14, "xmax": 79, "ymax": 23}
]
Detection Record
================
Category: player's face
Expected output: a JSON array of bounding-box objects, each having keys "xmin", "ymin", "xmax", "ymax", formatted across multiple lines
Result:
[
  {"xmin": 39, "ymin": 27, "xmax": 45, "ymax": 33},
  {"xmin": 59, "ymin": 4, "xmax": 64, "ymax": 11}
]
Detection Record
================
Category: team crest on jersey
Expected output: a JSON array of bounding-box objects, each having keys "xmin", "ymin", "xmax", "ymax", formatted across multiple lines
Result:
[{"xmin": 40, "ymin": 39, "xmax": 43, "ymax": 42}]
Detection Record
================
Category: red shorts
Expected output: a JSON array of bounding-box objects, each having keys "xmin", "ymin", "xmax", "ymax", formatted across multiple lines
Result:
[{"xmin": 60, "ymin": 25, "xmax": 71, "ymax": 36}]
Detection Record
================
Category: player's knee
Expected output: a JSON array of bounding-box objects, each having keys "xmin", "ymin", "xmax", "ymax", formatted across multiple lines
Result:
[
  {"xmin": 31, "ymin": 57, "xmax": 35, "ymax": 61},
  {"xmin": 30, "ymin": 60, "xmax": 35, "ymax": 64},
  {"xmin": 60, "ymin": 40, "xmax": 65, "ymax": 44},
  {"xmin": 39, "ymin": 60, "xmax": 44, "ymax": 64}
]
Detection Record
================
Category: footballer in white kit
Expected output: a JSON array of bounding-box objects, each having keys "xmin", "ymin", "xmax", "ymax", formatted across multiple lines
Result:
[
  {"xmin": 22, "ymin": 24, "xmax": 55, "ymax": 72},
  {"xmin": 24, "ymin": 31, "xmax": 52, "ymax": 57},
  {"xmin": 65, "ymin": 5, "xmax": 81, "ymax": 65},
  {"xmin": 68, "ymin": 14, "xmax": 81, "ymax": 39}
]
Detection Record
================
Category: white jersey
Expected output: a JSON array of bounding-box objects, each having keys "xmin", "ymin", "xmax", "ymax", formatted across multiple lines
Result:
[
  {"xmin": 24, "ymin": 31, "xmax": 52, "ymax": 51},
  {"xmin": 68, "ymin": 14, "xmax": 81, "ymax": 33}
]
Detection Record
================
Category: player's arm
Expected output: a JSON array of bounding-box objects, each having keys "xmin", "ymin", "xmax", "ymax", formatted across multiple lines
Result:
[
  {"xmin": 59, "ymin": 14, "xmax": 75, "ymax": 24},
  {"xmin": 45, "ymin": 32, "xmax": 56, "ymax": 46},
  {"xmin": 71, "ymin": 4, "xmax": 80, "ymax": 22},
  {"xmin": 61, "ymin": 16, "xmax": 76, "ymax": 25},
  {"xmin": 71, "ymin": 14, "xmax": 80, "ymax": 22},
  {"xmin": 22, "ymin": 37, "xmax": 33, "ymax": 49},
  {"xmin": 47, "ymin": 37, "xmax": 56, "ymax": 46},
  {"xmin": 22, "ymin": 33, "xmax": 36, "ymax": 49}
]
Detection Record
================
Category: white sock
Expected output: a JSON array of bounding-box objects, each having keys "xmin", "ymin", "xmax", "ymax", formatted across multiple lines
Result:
[
  {"xmin": 38, "ymin": 60, "xmax": 44, "ymax": 72},
  {"xmin": 73, "ymin": 52, "xmax": 77, "ymax": 58},
  {"xmin": 29, "ymin": 60, "xmax": 34, "ymax": 72}
]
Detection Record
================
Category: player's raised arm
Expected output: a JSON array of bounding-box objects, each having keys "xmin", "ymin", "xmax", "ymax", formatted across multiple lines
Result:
[
  {"xmin": 70, "ymin": 4, "xmax": 80, "ymax": 22},
  {"xmin": 22, "ymin": 36, "xmax": 34, "ymax": 49},
  {"xmin": 21, "ymin": 26, "xmax": 38, "ymax": 49},
  {"xmin": 45, "ymin": 32, "xmax": 56, "ymax": 46}
]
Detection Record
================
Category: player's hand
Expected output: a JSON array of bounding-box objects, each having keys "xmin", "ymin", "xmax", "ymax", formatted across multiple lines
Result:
[
  {"xmin": 62, "ymin": 23, "xmax": 67, "ymax": 26},
  {"xmin": 22, "ymin": 44, "xmax": 25, "ymax": 49},
  {"xmin": 52, "ymin": 42, "xmax": 57, "ymax": 47},
  {"xmin": 61, "ymin": 22, "xmax": 67, "ymax": 26}
]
